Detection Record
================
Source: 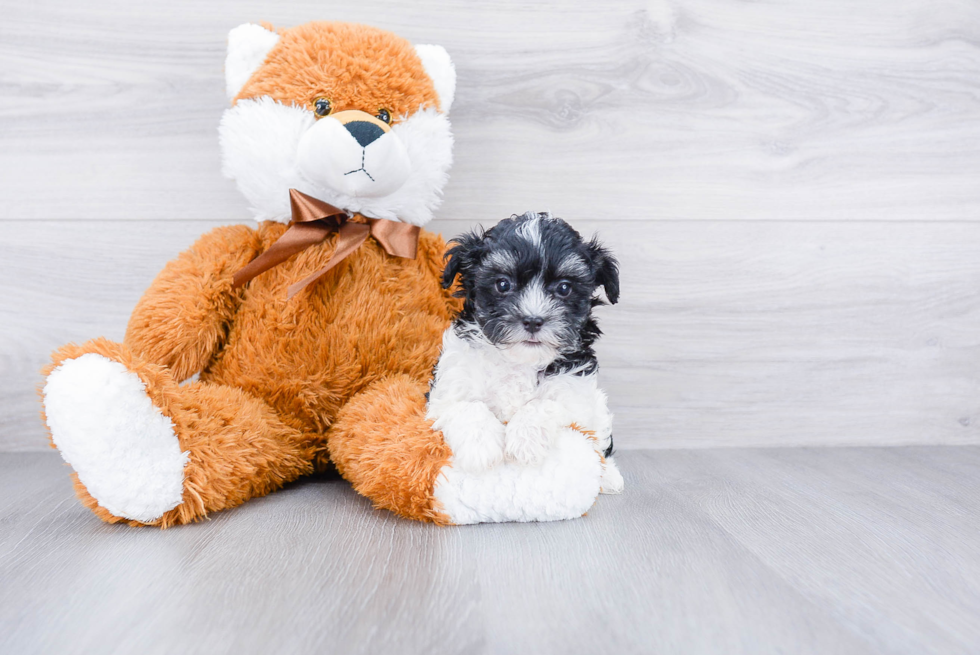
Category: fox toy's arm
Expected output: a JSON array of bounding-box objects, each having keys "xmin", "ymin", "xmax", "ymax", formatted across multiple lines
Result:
[{"xmin": 124, "ymin": 224, "xmax": 262, "ymax": 382}]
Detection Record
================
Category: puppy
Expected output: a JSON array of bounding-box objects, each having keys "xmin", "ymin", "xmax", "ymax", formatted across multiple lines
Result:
[{"xmin": 426, "ymin": 211, "xmax": 624, "ymax": 494}]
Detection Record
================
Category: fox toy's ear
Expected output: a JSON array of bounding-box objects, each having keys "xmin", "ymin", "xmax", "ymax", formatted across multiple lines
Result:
[
  {"xmin": 225, "ymin": 23, "xmax": 280, "ymax": 100},
  {"xmin": 415, "ymin": 45, "xmax": 456, "ymax": 113},
  {"xmin": 587, "ymin": 236, "xmax": 620, "ymax": 305},
  {"xmin": 442, "ymin": 229, "xmax": 486, "ymax": 291}
]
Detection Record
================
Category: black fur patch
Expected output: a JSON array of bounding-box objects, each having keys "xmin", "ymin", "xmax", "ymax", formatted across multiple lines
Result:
[
  {"xmin": 603, "ymin": 434, "xmax": 615, "ymax": 458},
  {"xmin": 442, "ymin": 212, "xmax": 619, "ymax": 374}
]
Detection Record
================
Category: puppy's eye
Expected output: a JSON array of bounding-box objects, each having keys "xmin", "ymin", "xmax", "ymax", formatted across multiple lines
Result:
[
  {"xmin": 313, "ymin": 97, "xmax": 332, "ymax": 117},
  {"xmin": 555, "ymin": 281, "xmax": 572, "ymax": 298},
  {"xmin": 376, "ymin": 108, "xmax": 392, "ymax": 124},
  {"xmin": 495, "ymin": 278, "xmax": 512, "ymax": 294}
]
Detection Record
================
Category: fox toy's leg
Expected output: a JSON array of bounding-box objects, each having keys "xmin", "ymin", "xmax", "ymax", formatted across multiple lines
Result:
[
  {"xmin": 41, "ymin": 338, "xmax": 317, "ymax": 527},
  {"xmin": 328, "ymin": 375, "xmax": 455, "ymax": 524},
  {"xmin": 329, "ymin": 375, "xmax": 605, "ymax": 526}
]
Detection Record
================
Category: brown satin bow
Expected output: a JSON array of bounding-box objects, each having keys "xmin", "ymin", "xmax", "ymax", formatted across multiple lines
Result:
[{"xmin": 232, "ymin": 189, "xmax": 421, "ymax": 299}]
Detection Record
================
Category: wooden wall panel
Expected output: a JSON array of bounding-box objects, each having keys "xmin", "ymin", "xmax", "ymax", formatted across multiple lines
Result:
[
  {"xmin": 0, "ymin": 0, "xmax": 978, "ymax": 221},
  {"xmin": 2, "ymin": 0, "xmax": 979, "ymax": 450},
  {"xmin": 3, "ymin": 219, "xmax": 978, "ymax": 450}
]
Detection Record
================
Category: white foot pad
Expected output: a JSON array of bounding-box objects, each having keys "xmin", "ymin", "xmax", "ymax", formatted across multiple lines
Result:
[
  {"xmin": 43, "ymin": 354, "xmax": 189, "ymax": 523},
  {"xmin": 433, "ymin": 428, "xmax": 603, "ymax": 524}
]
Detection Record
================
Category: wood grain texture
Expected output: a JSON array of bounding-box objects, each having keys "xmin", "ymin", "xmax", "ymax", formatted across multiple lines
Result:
[
  {"xmin": 2, "ymin": 1, "xmax": 980, "ymax": 451},
  {"xmin": 3, "ymin": 219, "xmax": 979, "ymax": 451},
  {"xmin": 2, "ymin": 448, "xmax": 979, "ymax": 654},
  {"xmin": 0, "ymin": 0, "xmax": 978, "ymax": 221}
]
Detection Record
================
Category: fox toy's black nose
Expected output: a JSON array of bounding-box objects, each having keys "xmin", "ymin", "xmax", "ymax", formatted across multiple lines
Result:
[
  {"xmin": 522, "ymin": 316, "xmax": 544, "ymax": 333},
  {"xmin": 344, "ymin": 121, "xmax": 385, "ymax": 147}
]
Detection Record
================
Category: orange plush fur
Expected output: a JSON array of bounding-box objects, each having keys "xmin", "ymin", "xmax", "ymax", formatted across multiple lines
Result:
[
  {"xmin": 42, "ymin": 23, "xmax": 462, "ymax": 526},
  {"xmin": 236, "ymin": 22, "xmax": 443, "ymax": 117}
]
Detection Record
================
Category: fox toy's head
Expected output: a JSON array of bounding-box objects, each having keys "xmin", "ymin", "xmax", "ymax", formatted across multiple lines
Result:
[{"xmin": 220, "ymin": 22, "xmax": 456, "ymax": 226}]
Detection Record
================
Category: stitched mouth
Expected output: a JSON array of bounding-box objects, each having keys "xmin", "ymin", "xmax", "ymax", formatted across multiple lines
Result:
[{"xmin": 344, "ymin": 149, "xmax": 375, "ymax": 182}]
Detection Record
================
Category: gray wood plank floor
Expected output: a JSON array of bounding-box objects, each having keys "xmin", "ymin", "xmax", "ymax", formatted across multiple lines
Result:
[{"xmin": 2, "ymin": 448, "xmax": 978, "ymax": 655}]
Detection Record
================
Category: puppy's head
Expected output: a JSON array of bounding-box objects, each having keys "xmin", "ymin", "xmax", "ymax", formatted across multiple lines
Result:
[{"xmin": 443, "ymin": 212, "xmax": 619, "ymax": 367}]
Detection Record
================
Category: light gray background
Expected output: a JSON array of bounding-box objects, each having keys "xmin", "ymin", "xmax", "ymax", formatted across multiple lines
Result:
[
  {"xmin": 2, "ymin": 2, "xmax": 980, "ymax": 654},
  {"xmin": 3, "ymin": 0, "xmax": 979, "ymax": 451}
]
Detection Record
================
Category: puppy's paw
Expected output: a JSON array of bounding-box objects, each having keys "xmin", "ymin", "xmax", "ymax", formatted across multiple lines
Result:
[
  {"xmin": 600, "ymin": 456, "xmax": 625, "ymax": 494},
  {"xmin": 504, "ymin": 414, "xmax": 561, "ymax": 466},
  {"xmin": 444, "ymin": 419, "xmax": 505, "ymax": 473}
]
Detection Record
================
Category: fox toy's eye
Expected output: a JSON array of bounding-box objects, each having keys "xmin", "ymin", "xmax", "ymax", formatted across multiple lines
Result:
[
  {"xmin": 495, "ymin": 278, "xmax": 512, "ymax": 294},
  {"xmin": 376, "ymin": 108, "xmax": 391, "ymax": 124},
  {"xmin": 313, "ymin": 97, "xmax": 332, "ymax": 117},
  {"xmin": 555, "ymin": 281, "xmax": 572, "ymax": 298}
]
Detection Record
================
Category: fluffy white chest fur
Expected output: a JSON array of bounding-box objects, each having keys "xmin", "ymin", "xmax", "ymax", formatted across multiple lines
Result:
[
  {"xmin": 426, "ymin": 328, "xmax": 623, "ymax": 494},
  {"xmin": 441, "ymin": 336, "xmax": 540, "ymax": 423}
]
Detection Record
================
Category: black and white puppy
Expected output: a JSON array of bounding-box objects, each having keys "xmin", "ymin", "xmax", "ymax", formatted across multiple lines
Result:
[{"xmin": 426, "ymin": 211, "xmax": 624, "ymax": 493}]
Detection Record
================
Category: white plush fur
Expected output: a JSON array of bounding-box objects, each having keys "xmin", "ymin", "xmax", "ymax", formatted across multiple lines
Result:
[
  {"xmin": 225, "ymin": 24, "xmax": 280, "ymax": 100},
  {"xmin": 43, "ymin": 354, "xmax": 189, "ymax": 523},
  {"xmin": 427, "ymin": 327, "xmax": 623, "ymax": 523},
  {"xmin": 220, "ymin": 100, "xmax": 453, "ymax": 226},
  {"xmin": 414, "ymin": 45, "xmax": 456, "ymax": 113},
  {"xmin": 433, "ymin": 429, "xmax": 602, "ymax": 524},
  {"xmin": 296, "ymin": 117, "xmax": 413, "ymax": 198}
]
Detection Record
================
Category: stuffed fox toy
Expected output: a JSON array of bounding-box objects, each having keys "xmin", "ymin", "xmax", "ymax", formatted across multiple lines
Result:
[{"xmin": 40, "ymin": 21, "xmax": 609, "ymax": 527}]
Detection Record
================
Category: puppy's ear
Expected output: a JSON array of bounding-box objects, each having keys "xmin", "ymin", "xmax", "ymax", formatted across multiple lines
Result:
[
  {"xmin": 442, "ymin": 229, "xmax": 486, "ymax": 291},
  {"xmin": 587, "ymin": 236, "xmax": 620, "ymax": 304}
]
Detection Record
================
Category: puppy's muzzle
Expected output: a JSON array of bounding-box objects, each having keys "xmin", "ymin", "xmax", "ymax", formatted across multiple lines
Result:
[{"xmin": 522, "ymin": 316, "xmax": 545, "ymax": 334}]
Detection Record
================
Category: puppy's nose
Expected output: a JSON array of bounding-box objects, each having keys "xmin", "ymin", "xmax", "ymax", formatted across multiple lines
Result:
[
  {"xmin": 522, "ymin": 316, "xmax": 544, "ymax": 333},
  {"xmin": 344, "ymin": 121, "xmax": 385, "ymax": 147}
]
